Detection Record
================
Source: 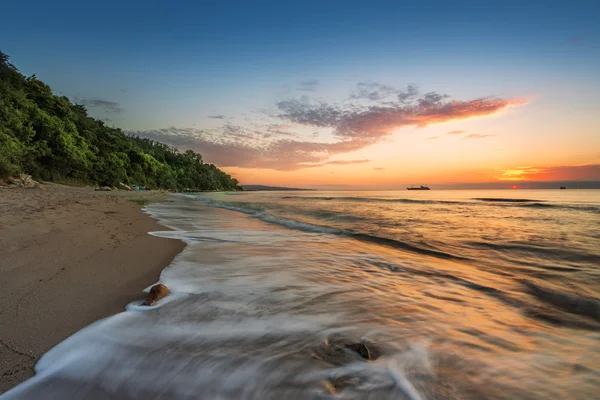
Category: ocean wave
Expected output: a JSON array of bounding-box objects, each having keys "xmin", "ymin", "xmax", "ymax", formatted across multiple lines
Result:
[
  {"xmin": 521, "ymin": 202, "xmax": 555, "ymax": 208},
  {"xmin": 278, "ymin": 195, "xmax": 600, "ymax": 214},
  {"xmin": 521, "ymin": 280, "xmax": 600, "ymax": 322},
  {"xmin": 521, "ymin": 203, "xmax": 600, "ymax": 213},
  {"xmin": 466, "ymin": 241, "xmax": 600, "ymax": 264},
  {"xmin": 194, "ymin": 196, "xmax": 466, "ymax": 261},
  {"xmin": 256, "ymin": 212, "xmax": 342, "ymax": 234},
  {"xmin": 348, "ymin": 233, "xmax": 469, "ymax": 260},
  {"xmin": 366, "ymin": 258, "xmax": 518, "ymax": 308},
  {"xmin": 473, "ymin": 197, "xmax": 542, "ymax": 203},
  {"xmin": 281, "ymin": 196, "xmax": 462, "ymax": 205},
  {"xmin": 193, "ymin": 197, "xmax": 342, "ymax": 234}
]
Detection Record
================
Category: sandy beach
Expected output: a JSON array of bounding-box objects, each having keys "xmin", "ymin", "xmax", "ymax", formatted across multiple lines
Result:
[{"xmin": 0, "ymin": 184, "xmax": 184, "ymax": 393}]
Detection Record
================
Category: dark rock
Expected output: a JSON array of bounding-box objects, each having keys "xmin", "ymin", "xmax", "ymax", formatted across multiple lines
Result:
[
  {"xmin": 312, "ymin": 337, "xmax": 378, "ymax": 366},
  {"xmin": 345, "ymin": 343, "xmax": 371, "ymax": 360}
]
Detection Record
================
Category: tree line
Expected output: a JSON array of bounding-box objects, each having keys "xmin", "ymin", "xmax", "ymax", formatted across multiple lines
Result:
[{"xmin": 0, "ymin": 51, "xmax": 241, "ymax": 191}]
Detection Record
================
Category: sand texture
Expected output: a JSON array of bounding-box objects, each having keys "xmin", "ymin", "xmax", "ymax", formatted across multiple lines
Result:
[{"xmin": 0, "ymin": 184, "xmax": 184, "ymax": 393}]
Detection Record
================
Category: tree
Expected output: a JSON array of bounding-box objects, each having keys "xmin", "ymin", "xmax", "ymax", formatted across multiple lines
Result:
[{"xmin": 0, "ymin": 50, "xmax": 242, "ymax": 190}]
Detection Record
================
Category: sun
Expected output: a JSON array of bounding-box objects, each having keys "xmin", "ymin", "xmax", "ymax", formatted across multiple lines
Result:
[{"xmin": 511, "ymin": 185, "xmax": 518, "ymax": 189}]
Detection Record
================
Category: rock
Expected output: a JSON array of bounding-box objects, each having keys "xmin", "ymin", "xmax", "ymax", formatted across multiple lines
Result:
[
  {"xmin": 323, "ymin": 375, "xmax": 361, "ymax": 395},
  {"xmin": 95, "ymin": 186, "xmax": 113, "ymax": 191},
  {"xmin": 3, "ymin": 174, "xmax": 45, "ymax": 189},
  {"xmin": 345, "ymin": 343, "xmax": 371, "ymax": 360},
  {"xmin": 312, "ymin": 337, "xmax": 378, "ymax": 365},
  {"xmin": 142, "ymin": 284, "xmax": 170, "ymax": 306},
  {"xmin": 16, "ymin": 174, "xmax": 39, "ymax": 188}
]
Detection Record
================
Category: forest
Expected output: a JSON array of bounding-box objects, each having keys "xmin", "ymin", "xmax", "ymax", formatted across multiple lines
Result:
[{"xmin": 0, "ymin": 51, "xmax": 241, "ymax": 191}]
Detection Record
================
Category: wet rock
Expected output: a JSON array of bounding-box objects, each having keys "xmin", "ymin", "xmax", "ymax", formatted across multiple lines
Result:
[
  {"xmin": 312, "ymin": 337, "xmax": 378, "ymax": 365},
  {"xmin": 142, "ymin": 284, "xmax": 170, "ymax": 306},
  {"xmin": 345, "ymin": 342, "xmax": 371, "ymax": 360},
  {"xmin": 323, "ymin": 375, "xmax": 361, "ymax": 395}
]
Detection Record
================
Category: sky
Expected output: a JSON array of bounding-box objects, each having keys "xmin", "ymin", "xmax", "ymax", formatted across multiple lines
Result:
[{"xmin": 2, "ymin": 0, "xmax": 600, "ymax": 188}]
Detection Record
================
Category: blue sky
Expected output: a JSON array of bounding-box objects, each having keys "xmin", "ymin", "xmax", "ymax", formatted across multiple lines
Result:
[{"xmin": 2, "ymin": 0, "xmax": 599, "ymax": 186}]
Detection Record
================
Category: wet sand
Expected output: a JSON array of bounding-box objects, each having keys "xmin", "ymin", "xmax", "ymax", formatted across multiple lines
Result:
[{"xmin": 0, "ymin": 184, "xmax": 185, "ymax": 393}]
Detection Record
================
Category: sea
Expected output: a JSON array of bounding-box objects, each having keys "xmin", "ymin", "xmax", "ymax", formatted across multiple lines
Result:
[{"xmin": 3, "ymin": 189, "xmax": 599, "ymax": 399}]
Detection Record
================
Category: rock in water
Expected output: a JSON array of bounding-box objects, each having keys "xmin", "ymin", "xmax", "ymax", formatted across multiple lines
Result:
[
  {"xmin": 323, "ymin": 376, "xmax": 361, "ymax": 395},
  {"xmin": 142, "ymin": 284, "xmax": 170, "ymax": 306},
  {"xmin": 312, "ymin": 337, "xmax": 378, "ymax": 365},
  {"xmin": 345, "ymin": 343, "xmax": 371, "ymax": 360}
]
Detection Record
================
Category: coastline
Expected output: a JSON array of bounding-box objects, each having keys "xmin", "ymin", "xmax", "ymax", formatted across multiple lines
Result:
[{"xmin": 0, "ymin": 184, "xmax": 185, "ymax": 393}]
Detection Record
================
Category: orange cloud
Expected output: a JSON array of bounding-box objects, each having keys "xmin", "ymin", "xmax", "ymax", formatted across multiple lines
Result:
[
  {"xmin": 496, "ymin": 166, "xmax": 548, "ymax": 181},
  {"xmin": 410, "ymin": 98, "xmax": 528, "ymax": 128},
  {"xmin": 496, "ymin": 164, "xmax": 600, "ymax": 181}
]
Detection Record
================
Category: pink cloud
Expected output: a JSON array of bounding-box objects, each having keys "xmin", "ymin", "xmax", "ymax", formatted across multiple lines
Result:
[{"xmin": 132, "ymin": 86, "xmax": 527, "ymax": 171}]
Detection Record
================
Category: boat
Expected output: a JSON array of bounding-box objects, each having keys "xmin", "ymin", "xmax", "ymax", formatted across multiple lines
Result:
[{"xmin": 407, "ymin": 185, "xmax": 430, "ymax": 190}]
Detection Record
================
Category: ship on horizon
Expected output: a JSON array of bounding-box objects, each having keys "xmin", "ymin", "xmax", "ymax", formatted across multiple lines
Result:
[{"xmin": 407, "ymin": 185, "xmax": 431, "ymax": 190}]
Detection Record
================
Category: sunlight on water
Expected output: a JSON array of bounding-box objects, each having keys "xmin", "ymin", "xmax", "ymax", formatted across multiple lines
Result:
[{"xmin": 3, "ymin": 190, "xmax": 599, "ymax": 399}]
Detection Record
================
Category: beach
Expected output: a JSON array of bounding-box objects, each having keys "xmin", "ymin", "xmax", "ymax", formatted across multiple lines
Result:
[
  {"xmin": 0, "ymin": 184, "xmax": 184, "ymax": 393},
  {"xmin": 1, "ymin": 189, "xmax": 598, "ymax": 399}
]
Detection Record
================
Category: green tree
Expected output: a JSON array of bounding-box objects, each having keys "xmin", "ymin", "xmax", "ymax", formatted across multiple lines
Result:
[{"xmin": 0, "ymin": 50, "xmax": 241, "ymax": 190}]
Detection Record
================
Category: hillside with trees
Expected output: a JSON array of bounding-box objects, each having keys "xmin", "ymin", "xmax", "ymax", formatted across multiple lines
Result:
[{"xmin": 0, "ymin": 51, "xmax": 241, "ymax": 191}]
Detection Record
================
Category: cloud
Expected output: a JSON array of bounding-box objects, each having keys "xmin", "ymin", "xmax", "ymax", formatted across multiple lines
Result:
[
  {"xmin": 266, "ymin": 124, "xmax": 297, "ymax": 136},
  {"xmin": 497, "ymin": 166, "xmax": 546, "ymax": 181},
  {"xmin": 496, "ymin": 164, "xmax": 600, "ymax": 181},
  {"xmin": 325, "ymin": 159, "xmax": 370, "ymax": 165},
  {"xmin": 277, "ymin": 93, "xmax": 525, "ymax": 138},
  {"xmin": 464, "ymin": 133, "xmax": 495, "ymax": 139},
  {"xmin": 130, "ymin": 125, "xmax": 374, "ymax": 171},
  {"xmin": 548, "ymin": 164, "xmax": 600, "ymax": 180},
  {"xmin": 397, "ymin": 85, "xmax": 419, "ymax": 103},
  {"xmin": 298, "ymin": 80, "xmax": 319, "ymax": 92},
  {"xmin": 373, "ymin": 167, "xmax": 385, "ymax": 170},
  {"xmin": 131, "ymin": 86, "xmax": 526, "ymax": 171},
  {"xmin": 427, "ymin": 136, "xmax": 439, "ymax": 140},
  {"xmin": 349, "ymin": 83, "xmax": 419, "ymax": 102},
  {"xmin": 79, "ymin": 98, "xmax": 123, "ymax": 114},
  {"xmin": 447, "ymin": 130, "xmax": 495, "ymax": 139},
  {"xmin": 208, "ymin": 115, "xmax": 226, "ymax": 119},
  {"xmin": 350, "ymin": 82, "xmax": 399, "ymax": 101}
]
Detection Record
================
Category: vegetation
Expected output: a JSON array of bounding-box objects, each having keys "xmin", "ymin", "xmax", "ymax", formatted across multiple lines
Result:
[{"xmin": 0, "ymin": 51, "xmax": 241, "ymax": 191}]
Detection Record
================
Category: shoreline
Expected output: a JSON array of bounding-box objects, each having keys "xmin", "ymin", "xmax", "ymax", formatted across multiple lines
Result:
[{"xmin": 0, "ymin": 184, "xmax": 185, "ymax": 393}]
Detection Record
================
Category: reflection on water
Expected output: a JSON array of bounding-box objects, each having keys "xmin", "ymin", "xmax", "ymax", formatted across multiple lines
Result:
[{"xmin": 3, "ymin": 190, "xmax": 599, "ymax": 399}]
